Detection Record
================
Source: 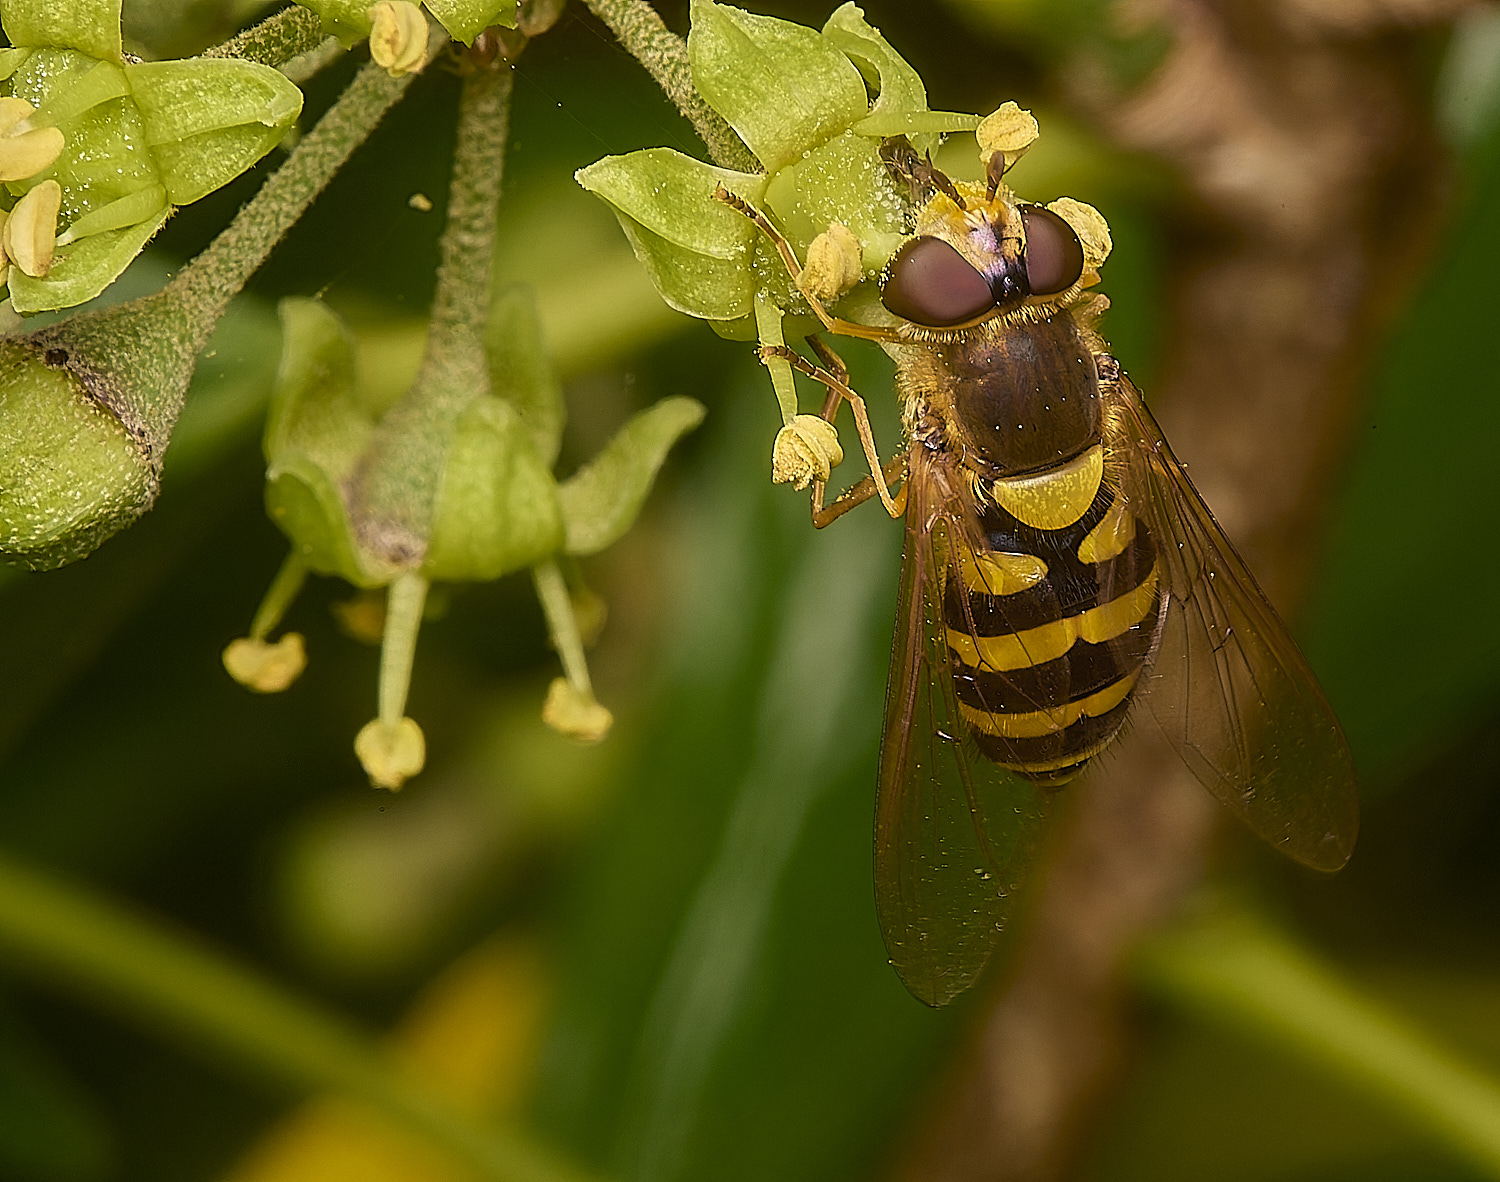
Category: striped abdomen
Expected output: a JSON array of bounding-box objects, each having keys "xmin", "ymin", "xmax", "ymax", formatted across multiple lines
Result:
[{"xmin": 943, "ymin": 477, "xmax": 1162, "ymax": 783}]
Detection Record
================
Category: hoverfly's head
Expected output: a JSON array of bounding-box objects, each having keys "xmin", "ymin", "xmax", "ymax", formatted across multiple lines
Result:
[{"xmin": 876, "ymin": 138, "xmax": 1086, "ymax": 330}]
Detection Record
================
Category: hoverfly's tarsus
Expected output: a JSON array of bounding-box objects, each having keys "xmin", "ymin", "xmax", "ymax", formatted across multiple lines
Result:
[
  {"xmin": 811, "ymin": 455, "xmax": 908, "ymax": 530},
  {"xmin": 757, "ymin": 341, "xmax": 903, "ymax": 520}
]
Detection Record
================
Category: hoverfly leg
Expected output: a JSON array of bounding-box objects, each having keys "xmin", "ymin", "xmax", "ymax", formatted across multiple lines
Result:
[
  {"xmin": 811, "ymin": 454, "xmax": 908, "ymax": 529},
  {"xmin": 711, "ymin": 186, "xmax": 902, "ymax": 345},
  {"xmin": 758, "ymin": 343, "xmax": 903, "ymax": 519}
]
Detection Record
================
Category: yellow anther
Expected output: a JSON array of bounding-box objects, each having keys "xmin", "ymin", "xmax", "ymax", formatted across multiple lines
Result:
[
  {"xmin": 0, "ymin": 97, "xmax": 35, "ymax": 135},
  {"xmin": 1048, "ymin": 197, "xmax": 1112, "ymax": 272},
  {"xmin": 0, "ymin": 127, "xmax": 63, "ymax": 184},
  {"xmin": 977, "ymin": 102, "xmax": 1039, "ymax": 174},
  {"xmin": 354, "ymin": 716, "xmax": 426, "ymax": 789},
  {"xmin": 222, "ymin": 634, "xmax": 308, "ymax": 693},
  {"xmin": 5, "ymin": 181, "xmax": 62, "ymax": 277},
  {"xmin": 368, "ymin": 1, "xmax": 430, "ymax": 77},
  {"xmin": 771, "ymin": 414, "xmax": 843, "ymax": 490},
  {"xmin": 542, "ymin": 677, "xmax": 613, "ymax": 742},
  {"xmin": 798, "ymin": 222, "xmax": 862, "ymax": 304}
]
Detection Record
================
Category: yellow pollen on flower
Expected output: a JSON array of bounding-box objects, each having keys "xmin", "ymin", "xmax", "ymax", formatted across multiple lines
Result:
[{"xmin": 368, "ymin": 1, "xmax": 430, "ymax": 77}]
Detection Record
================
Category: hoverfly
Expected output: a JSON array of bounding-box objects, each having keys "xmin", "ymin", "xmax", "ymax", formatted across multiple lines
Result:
[{"xmin": 715, "ymin": 133, "xmax": 1359, "ymax": 1007}]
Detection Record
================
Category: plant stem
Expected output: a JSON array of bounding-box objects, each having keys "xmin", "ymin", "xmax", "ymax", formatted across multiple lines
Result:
[
  {"xmin": 1138, "ymin": 901, "xmax": 1500, "ymax": 1176},
  {"xmin": 351, "ymin": 54, "xmax": 513, "ymax": 557},
  {"xmin": 0, "ymin": 854, "xmax": 594, "ymax": 1182},
  {"xmin": 580, "ymin": 0, "xmax": 757, "ymax": 172},
  {"xmin": 202, "ymin": 5, "xmax": 331, "ymax": 67}
]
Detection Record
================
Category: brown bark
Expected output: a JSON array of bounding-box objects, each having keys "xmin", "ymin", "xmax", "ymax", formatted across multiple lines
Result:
[{"xmin": 897, "ymin": 1, "xmax": 1464, "ymax": 1178}]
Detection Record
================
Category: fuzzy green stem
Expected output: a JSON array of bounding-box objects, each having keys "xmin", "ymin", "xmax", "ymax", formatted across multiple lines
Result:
[
  {"xmin": 533, "ymin": 560, "xmax": 593, "ymax": 694},
  {"xmin": 379, "ymin": 572, "xmax": 429, "ymax": 724},
  {"xmin": 0, "ymin": 853, "xmax": 593, "ymax": 1182},
  {"xmin": 1138, "ymin": 902, "xmax": 1500, "ymax": 1176},
  {"xmin": 350, "ymin": 57, "xmax": 514, "ymax": 557},
  {"xmin": 203, "ymin": 5, "xmax": 331, "ymax": 67},
  {"xmin": 249, "ymin": 553, "xmax": 308, "ymax": 640},
  {"xmin": 580, "ymin": 0, "xmax": 757, "ymax": 172}
]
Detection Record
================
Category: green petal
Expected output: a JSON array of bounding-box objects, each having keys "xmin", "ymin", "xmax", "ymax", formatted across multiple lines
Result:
[
  {"xmin": 262, "ymin": 299, "xmax": 380, "ymax": 585},
  {"xmin": 421, "ymin": 397, "xmax": 563, "ymax": 581},
  {"xmin": 487, "ymin": 284, "xmax": 564, "ymax": 468},
  {"xmin": 852, "ymin": 110, "xmax": 981, "ymax": 138},
  {"xmin": 8, "ymin": 207, "xmax": 166, "ymax": 315},
  {"xmin": 687, "ymin": 0, "xmax": 867, "ymax": 174},
  {"xmin": 763, "ymin": 130, "xmax": 907, "ymax": 270},
  {"xmin": 423, "ymin": 0, "xmax": 518, "ymax": 43},
  {"xmin": 265, "ymin": 298, "xmax": 374, "ymax": 482},
  {"xmin": 559, "ymin": 396, "xmax": 705, "ymax": 556},
  {"xmin": 0, "ymin": 0, "xmax": 121, "ymax": 62},
  {"xmin": 124, "ymin": 60, "xmax": 303, "ymax": 206},
  {"xmin": 295, "ymin": 0, "xmax": 375, "ymax": 45},
  {"xmin": 822, "ymin": 3, "xmax": 925, "ymax": 121},
  {"xmin": 265, "ymin": 457, "xmax": 376, "ymax": 586},
  {"xmin": 577, "ymin": 148, "xmax": 767, "ymax": 258},
  {"xmin": 577, "ymin": 148, "xmax": 767, "ymax": 320}
]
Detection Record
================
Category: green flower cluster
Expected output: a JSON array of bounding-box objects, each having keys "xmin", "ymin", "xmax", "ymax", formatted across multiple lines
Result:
[
  {"xmin": 577, "ymin": 1, "xmax": 979, "ymax": 333},
  {"xmin": 0, "ymin": 0, "xmax": 302, "ymax": 313},
  {"xmin": 227, "ymin": 288, "xmax": 703, "ymax": 787}
]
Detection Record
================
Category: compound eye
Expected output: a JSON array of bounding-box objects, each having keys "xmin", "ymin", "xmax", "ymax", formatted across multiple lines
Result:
[
  {"xmin": 1020, "ymin": 206, "xmax": 1085, "ymax": 295},
  {"xmin": 881, "ymin": 236, "xmax": 995, "ymax": 327}
]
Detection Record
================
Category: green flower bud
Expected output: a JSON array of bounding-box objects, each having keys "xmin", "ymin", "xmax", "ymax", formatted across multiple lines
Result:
[{"xmin": 0, "ymin": 338, "xmax": 150, "ymax": 568}]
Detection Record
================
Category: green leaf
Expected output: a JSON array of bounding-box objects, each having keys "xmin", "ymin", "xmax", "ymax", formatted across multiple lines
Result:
[
  {"xmin": 421, "ymin": 396, "xmax": 563, "ymax": 581},
  {"xmin": 577, "ymin": 148, "xmax": 767, "ymax": 320},
  {"xmin": 0, "ymin": 0, "xmax": 121, "ymax": 62},
  {"xmin": 559, "ymin": 396, "xmax": 705, "ymax": 556},
  {"xmin": 8, "ymin": 207, "xmax": 166, "ymax": 314},
  {"xmin": 487, "ymin": 284, "xmax": 565, "ymax": 468},
  {"xmin": 687, "ymin": 0, "xmax": 868, "ymax": 174},
  {"xmin": 423, "ymin": 0, "xmax": 518, "ymax": 43},
  {"xmin": 124, "ymin": 59, "xmax": 303, "ymax": 206}
]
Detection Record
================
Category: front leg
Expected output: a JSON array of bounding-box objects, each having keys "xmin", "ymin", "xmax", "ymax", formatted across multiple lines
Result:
[
  {"xmin": 712, "ymin": 185, "xmax": 902, "ymax": 345},
  {"xmin": 759, "ymin": 340, "xmax": 903, "ymax": 520}
]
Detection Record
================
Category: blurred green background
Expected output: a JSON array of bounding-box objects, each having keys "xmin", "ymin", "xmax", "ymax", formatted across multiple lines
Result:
[{"xmin": 3, "ymin": 1, "xmax": 1500, "ymax": 1180}]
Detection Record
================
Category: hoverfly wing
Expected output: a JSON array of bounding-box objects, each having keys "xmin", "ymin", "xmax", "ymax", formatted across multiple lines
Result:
[
  {"xmin": 1109, "ymin": 374, "xmax": 1359, "ymax": 871},
  {"xmin": 874, "ymin": 469, "xmax": 1057, "ymax": 1007}
]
